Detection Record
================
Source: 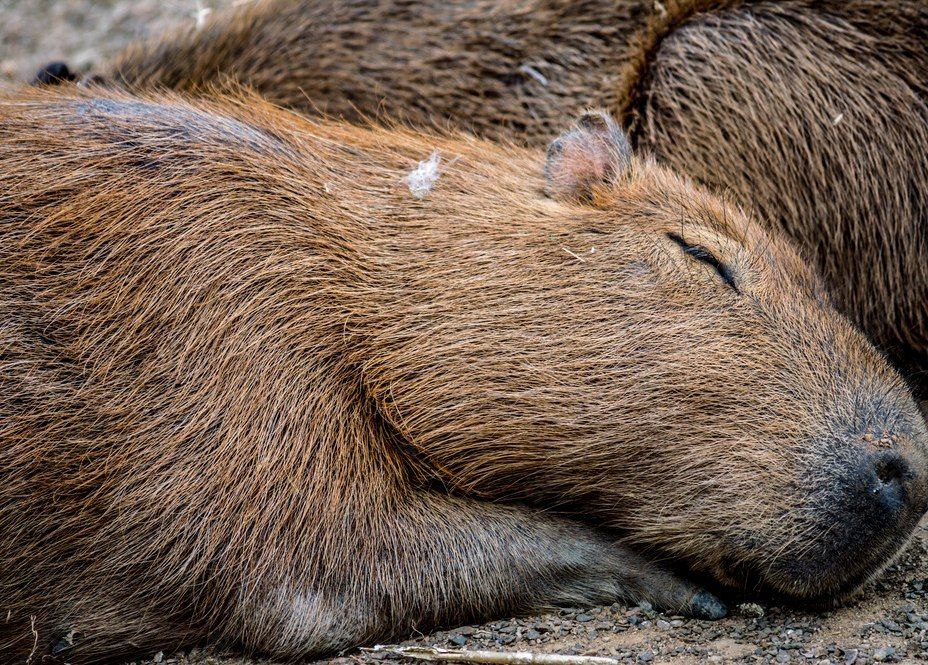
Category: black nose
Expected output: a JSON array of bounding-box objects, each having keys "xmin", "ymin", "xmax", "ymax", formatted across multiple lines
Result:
[
  {"xmin": 866, "ymin": 450, "xmax": 912, "ymax": 513},
  {"xmin": 804, "ymin": 447, "xmax": 927, "ymax": 579}
]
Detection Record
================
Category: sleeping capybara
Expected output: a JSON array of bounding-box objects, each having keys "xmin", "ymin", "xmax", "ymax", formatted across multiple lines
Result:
[
  {"xmin": 2, "ymin": 85, "xmax": 927, "ymax": 661},
  {"xmin": 92, "ymin": 0, "xmax": 928, "ymax": 395}
]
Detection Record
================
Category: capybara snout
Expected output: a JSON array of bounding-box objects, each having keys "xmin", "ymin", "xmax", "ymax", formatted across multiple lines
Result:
[
  {"xmin": 737, "ymin": 430, "xmax": 928, "ymax": 601},
  {"xmin": 765, "ymin": 396, "xmax": 928, "ymax": 599},
  {"xmin": 658, "ymin": 347, "xmax": 928, "ymax": 601}
]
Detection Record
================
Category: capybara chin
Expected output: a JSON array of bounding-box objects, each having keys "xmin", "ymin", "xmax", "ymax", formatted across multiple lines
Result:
[
  {"xmin": 1, "ymin": 87, "xmax": 926, "ymax": 662},
  {"xmin": 96, "ymin": 0, "xmax": 928, "ymax": 395}
]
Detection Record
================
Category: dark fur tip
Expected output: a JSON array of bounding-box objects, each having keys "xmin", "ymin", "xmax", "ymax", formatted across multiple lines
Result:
[
  {"xmin": 689, "ymin": 590, "xmax": 728, "ymax": 620},
  {"xmin": 34, "ymin": 61, "xmax": 76, "ymax": 86}
]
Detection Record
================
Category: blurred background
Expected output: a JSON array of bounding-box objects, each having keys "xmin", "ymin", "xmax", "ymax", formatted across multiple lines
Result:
[{"xmin": 0, "ymin": 0, "xmax": 236, "ymax": 82}]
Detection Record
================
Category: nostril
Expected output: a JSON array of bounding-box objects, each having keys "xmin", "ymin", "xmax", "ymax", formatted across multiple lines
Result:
[
  {"xmin": 855, "ymin": 451, "xmax": 911, "ymax": 517},
  {"xmin": 874, "ymin": 453, "xmax": 907, "ymax": 486}
]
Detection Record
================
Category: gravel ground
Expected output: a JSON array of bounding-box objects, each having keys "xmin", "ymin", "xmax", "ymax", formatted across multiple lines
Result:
[{"xmin": 3, "ymin": 2, "xmax": 928, "ymax": 664}]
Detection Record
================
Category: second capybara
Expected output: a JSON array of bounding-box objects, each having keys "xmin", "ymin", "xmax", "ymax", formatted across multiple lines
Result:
[
  {"xmin": 92, "ymin": 0, "xmax": 928, "ymax": 394},
  {"xmin": 2, "ymin": 84, "xmax": 927, "ymax": 662}
]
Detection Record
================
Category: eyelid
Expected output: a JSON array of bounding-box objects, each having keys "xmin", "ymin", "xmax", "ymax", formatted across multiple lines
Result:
[{"xmin": 666, "ymin": 232, "xmax": 740, "ymax": 294}]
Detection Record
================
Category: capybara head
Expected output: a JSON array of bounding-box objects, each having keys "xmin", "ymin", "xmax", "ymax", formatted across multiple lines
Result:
[{"xmin": 522, "ymin": 111, "xmax": 928, "ymax": 601}]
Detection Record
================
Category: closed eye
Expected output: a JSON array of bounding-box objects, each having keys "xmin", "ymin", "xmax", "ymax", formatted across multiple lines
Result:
[{"xmin": 666, "ymin": 232, "xmax": 740, "ymax": 294}]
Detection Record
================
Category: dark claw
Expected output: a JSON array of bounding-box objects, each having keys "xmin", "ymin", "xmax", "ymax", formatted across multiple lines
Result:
[{"xmin": 689, "ymin": 590, "xmax": 728, "ymax": 620}]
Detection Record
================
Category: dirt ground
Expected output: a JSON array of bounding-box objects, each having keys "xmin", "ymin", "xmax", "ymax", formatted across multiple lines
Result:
[{"xmin": 3, "ymin": 1, "xmax": 928, "ymax": 664}]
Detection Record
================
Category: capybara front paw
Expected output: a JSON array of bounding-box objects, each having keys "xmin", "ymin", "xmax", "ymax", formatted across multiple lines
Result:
[{"xmin": 686, "ymin": 590, "xmax": 728, "ymax": 620}]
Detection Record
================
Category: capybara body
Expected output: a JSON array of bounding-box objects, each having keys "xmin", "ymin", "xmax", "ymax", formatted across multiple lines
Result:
[
  {"xmin": 99, "ymin": 0, "xmax": 928, "ymax": 394},
  {"xmin": 2, "ymin": 87, "xmax": 928, "ymax": 662},
  {"xmin": 102, "ymin": 0, "xmax": 652, "ymax": 139}
]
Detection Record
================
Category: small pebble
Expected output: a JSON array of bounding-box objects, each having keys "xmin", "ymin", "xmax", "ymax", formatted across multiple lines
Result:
[
  {"xmin": 873, "ymin": 646, "xmax": 895, "ymax": 662},
  {"xmin": 881, "ymin": 619, "xmax": 902, "ymax": 633}
]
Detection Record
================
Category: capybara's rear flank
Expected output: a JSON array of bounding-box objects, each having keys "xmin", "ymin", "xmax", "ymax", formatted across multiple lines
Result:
[{"xmin": 102, "ymin": 0, "xmax": 649, "ymax": 138}]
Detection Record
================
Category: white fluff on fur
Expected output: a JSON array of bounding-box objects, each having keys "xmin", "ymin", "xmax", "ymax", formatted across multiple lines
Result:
[{"xmin": 405, "ymin": 151, "xmax": 442, "ymax": 199}]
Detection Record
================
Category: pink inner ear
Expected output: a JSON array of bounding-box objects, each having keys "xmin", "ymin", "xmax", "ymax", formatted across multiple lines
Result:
[
  {"xmin": 545, "ymin": 111, "xmax": 631, "ymax": 201},
  {"xmin": 549, "ymin": 135, "xmax": 615, "ymax": 199},
  {"xmin": 569, "ymin": 145, "xmax": 606, "ymax": 182}
]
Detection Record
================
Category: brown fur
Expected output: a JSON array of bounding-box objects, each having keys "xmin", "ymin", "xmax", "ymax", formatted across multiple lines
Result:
[
  {"xmin": 2, "ymin": 86, "xmax": 927, "ymax": 662},
  {"xmin": 98, "ymin": 0, "xmax": 928, "ymax": 392},
  {"xmin": 101, "ymin": 0, "xmax": 653, "ymax": 139},
  {"xmin": 620, "ymin": 0, "xmax": 928, "ymax": 392}
]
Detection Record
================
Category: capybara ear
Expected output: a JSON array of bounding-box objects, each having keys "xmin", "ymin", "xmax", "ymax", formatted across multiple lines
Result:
[
  {"xmin": 33, "ymin": 61, "xmax": 76, "ymax": 86},
  {"xmin": 544, "ymin": 110, "xmax": 632, "ymax": 202}
]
